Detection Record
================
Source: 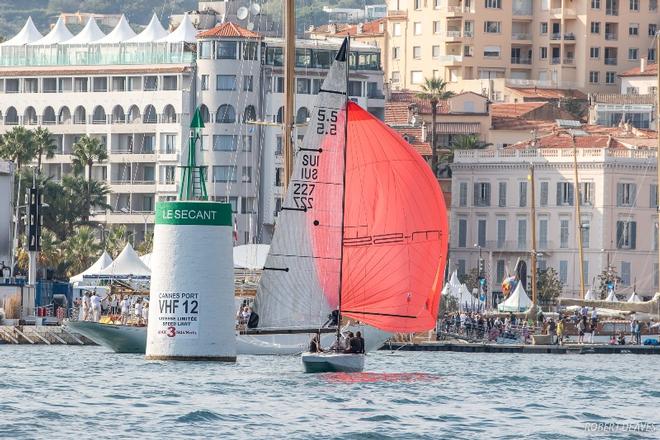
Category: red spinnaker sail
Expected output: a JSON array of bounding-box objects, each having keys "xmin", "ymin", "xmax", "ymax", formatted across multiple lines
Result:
[{"xmin": 339, "ymin": 102, "xmax": 448, "ymax": 333}]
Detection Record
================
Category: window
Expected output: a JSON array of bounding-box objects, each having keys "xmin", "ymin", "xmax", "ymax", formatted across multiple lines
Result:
[
  {"xmin": 652, "ymin": 0, "xmax": 659, "ymax": 10},
  {"xmin": 433, "ymin": 21, "xmax": 441, "ymax": 34},
  {"xmin": 540, "ymin": 47, "xmax": 548, "ymax": 59},
  {"xmin": 224, "ymin": 197, "xmax": 238, "ymax": 213},
  {"xmin": 650, "ymin": 24, "xmax": 658, "ymax": 36},
  {"xmin": 216, "ymin": 41, "xmax": 237, "ymax": 59},
  {"xmin": 540, "ymin": 22, "xmax": 548, "ymax": 34},
  {"xmin": 484, "ymin": 21, "xmax": 501, "ymax": 33},
  {"xmin": 392, "ymin": 47, "xmax": 400, "ymax": 60},
  {"xmin": 650, "ymin": 183, "xmax": 658, "ymax": 208},
  {"xmin": 590, "ymin": 47, "xmax": 600, "ymax": 58},
  {"xmin": 432, "ymin": 45, "xmax": 440, "ymax": 59},
  {"xmin": 616, "ymin": 220, "xmax": 637, "ymax": 249},
  {"xmin": 649, "ymin": 48, "xmax": 656, "ymax": 61},
  {"xmin": 213, "ymin": 165, "xmax": 236, "ymax": 182},
  {"xmin": 580, "ymin": 182, "xmax": 594, "ymax": 205},
  {"xmin": 241, "ymin": 197, "xmax": 256, "ymax": 214},
  {"xmin": 144, "ymin": 76, "xmax": 157, "ymax": 91},
  {"xmin": 348, "ymin": 81, "xmax": 362, "ymax": 97},
  {"xmin": 539, "ymin": 219, "xmax": 548, "ymax": 248},
  {"xmin": 496, "ymin": 260, "xmax": 506, "ymax": 286},
  {"xmin": 393, "ymin": 23, "xmax": 401, "ymax": 37},
  {"xmin": 413, "ymin": 46, "xmax": 421, "ymax": 59},
  {"xmin": 485, "ymin": 0, "xmax": 502, "ymax": 8},
  {"xmin": 606, "ymin": 72, "xmax": 616, "ymax": 83},
  {"xmin": 617, "ymin": 183, "xmax": 636, "ymax": 206},
  {"xmin": 557, "ymin": 182, "xmax": 574, "ymax": 205},
  {"xmin": 297, "ymin": 78, "xmax": 311, "ymax": 94},
  {"xmin": 274, "ymin": 76, "xmax": 284, "ymax": 93},
  {"xmin": 216, "ymin": 75, "xmax": 236, "ymax": 90},
  {"xmin": 582, "ymin": 261, "xmax": 589, "ymax": 286},
  {"xmin": 201, "ymin": 74, "xmax": 209, "ymax": 91},
  {"xmin": 621, "ymin": 261, "xmax": 631, "ymax": 285},
  {"xmin": 627, "ymin": 86, "xmax": 639, "ymax": 94},
  {"xmin": 497, "ymin": 219, "xmax": 506, "ymax": 247},
  {"xmin": 591, "ymin": 22, "xmax": 601, "ymax": 34},
  {"xmin": 477, "ymin": 219, "xmax": 487, "ymax": 247},
  {"xmin": 163, "ymin": 166, "xmax": 176, "ymax": 184},
  {"xmin": 391, "ymin": 71, "xmax": 400, "ymax": 83},
  {"xmin": 434, "ymin": 0, "xmax": 441, "ymax": 8},
  {"xmin": 414, "ymin": 0, "xmax": 421, "ymax": 9},
  {"xmin": 560, "ymin": 219, "xmax": 569, "ymax": 248},
  {"xmin": 519, "ymin": 181, "xmax": 527, "ymax": 207},
  {"xmin": 589, "ymin": 71, "xmax": 599, "ymax": 83},
  {"xmin": 540, "ymin": 181, "xmax": 549, "ymax": 206},
  {"xmin": 483, "ymin": 46, "xmax": 501, "ymax": 57},
  {"xmin": 411, "ymin": 71, "xmax": 423, "ymax": 84},
  {"xmin": 474, "ymin": 182, "xmax": 491, "ymax": 206},
  {"xmin": 457, "ymin": 259, "xmax": 466, "ymax": 277},
  {"xmin": 559, "ymin": 260, "xmax": 568, "ymax": 284},
  {"xmin": 629, "ymin": 0, "xmax": 639, "ymax": 11},
  {"xmin": 242, "ymin": 41, "xmax": 258, "ymax": 60},
  {"xmin": 592, "ymin": 0, "xmax": 600, "ymax": 7},
  {"xmin": 241, "ymin": 166, "xmax": 252, "ymax": 183},
  {"xmin": 213, "ymin": 135, "xmax": 236, "ymax": 151},
  {"xmin": 199, "ymin": 41, "xmax": 213, "ymax": 59},
  {"xmin": 629, "ymin": 23, "xmax": 639, "ymax": 36},
  {"xmin": 628, "ymin": 48, "xmax": 639, "ymax": 61},
  {"xmin": 164, "ymin": 134, "xmax": 176, "ymax": 154},
  {"xmin": 413, "ymin": 22, "xmax": 422, "ymax": 35},
  {"xmin": 458, "ymin": 219, "xmax": 467, "ymax": 247},
  {"xmin": 243, "ymin": 75, "xmax": 253, "ymax": 91},
  {"xmin": 517, "ymin": 219, "xmax": 527, "ymax": 250},
  {"xmin": 459, "ymin": 182, "xmax": 468, "ymax": 206},
  {"xmin": 655, "ymin": 222, "xmax": 659, "ymax": 251},
  {"xmin": 582, "ymin": 219, "xmax": 590, "ymax": 248},
  {"xmin": 215, "ymin": 104, "xmax": 236, "ymax": 123},
  {"xmin": 498, "ymin": 182, "xmax": 507, "ymax": 207}
]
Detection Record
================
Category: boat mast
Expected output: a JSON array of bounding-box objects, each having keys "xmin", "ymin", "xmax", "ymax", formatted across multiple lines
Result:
[
  {"xmin": 283, "ymin": 0, "xmax": 295, "ymax": 190},
  {"xmin": 571, "ymin": 134, "xmax": 586, "ymax": 299},
  {"xmin": 336, "ymin": 37, "xmax": 350, "ymax": 342},
  {"xmin": 529, "ymin": 163, "xmax": 538, "ymax": 306},
  {"xmin": 657, "ymin": 34, "xmax": 660, "ymax": 298}
]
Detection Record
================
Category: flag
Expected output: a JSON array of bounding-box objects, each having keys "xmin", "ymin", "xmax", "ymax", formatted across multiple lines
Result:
[{"xmin": 233, "ymin": 215, "xmax": 239, "ymax": 244}]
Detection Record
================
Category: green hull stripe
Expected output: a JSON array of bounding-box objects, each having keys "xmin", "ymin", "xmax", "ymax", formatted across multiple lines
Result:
[{"xmin": 156, "ymin": 201, "xmax": 232, "ymax": 226}]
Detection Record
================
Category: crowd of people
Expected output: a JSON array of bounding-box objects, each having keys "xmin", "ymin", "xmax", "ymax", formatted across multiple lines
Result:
[
  {"xmin": 75, "ymin": 291, "xmax": 149, "ymax": 326},
  {"xmin": 439, "ymin": 311, "xmax": 536, "ymax": 342}
]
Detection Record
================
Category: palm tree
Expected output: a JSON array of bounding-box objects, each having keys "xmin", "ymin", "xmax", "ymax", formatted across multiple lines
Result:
[
  {"xmin": 105, "ymin": 225, "xmax": 129, "ymax": 258},
  {"xmin": 450, "ymin": 134, "xmax": 492, "ymax": 151},
  {"xmin": 136, "ymin": 231, "xmax": 153, "ymax": 255},
  {"xmin": 33, "ymin": 127, "xmax": 57, "ymax": 174},
  {"xmin": 64, "ymin": 226, "xmax": 100, "ymax": 277},
  {"xmin": 71, "ymin": 137, "xmax": 108, "ymax": 222},
  {"xmin": 416, "ymin": 78, "xmax": 454, "ymax": 177}
]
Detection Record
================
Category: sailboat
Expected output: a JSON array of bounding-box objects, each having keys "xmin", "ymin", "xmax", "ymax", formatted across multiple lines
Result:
[{"xmin": 256, "ymin": 39, "xmax": 448, "ymax": 373}]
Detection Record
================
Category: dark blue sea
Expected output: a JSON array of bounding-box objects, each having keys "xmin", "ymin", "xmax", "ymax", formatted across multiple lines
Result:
[{"xmin": 0, "ymin": 345, "xmax": 658, "ymax": 439}]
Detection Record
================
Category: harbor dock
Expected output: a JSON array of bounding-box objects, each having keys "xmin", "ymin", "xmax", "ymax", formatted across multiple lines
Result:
[
  {"xmin": 0, "ymin": 325, "xmax": 97, "ymax": 345},
  {"xmin": 381, "ymin": 341, "xmax": 660, "ymax": 355}
]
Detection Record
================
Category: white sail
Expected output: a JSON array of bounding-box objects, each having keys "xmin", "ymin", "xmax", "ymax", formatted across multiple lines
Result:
[{"xmin": 255, "ymin": 42, "xmax": 349, "ymax": 328}]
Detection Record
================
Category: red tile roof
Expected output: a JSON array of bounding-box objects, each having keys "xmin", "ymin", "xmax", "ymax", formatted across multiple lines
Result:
[
  {"xmin": 619, "ymin": 62, "xmax": 657, "ymax": 77},
  {"xmin": 492, "ymin": 119, "xmax": 556, "ymax": 131},
  {"xmin": 392, "ymin": 126, "xmax": 431, "ymax": 156},
  {"xmin": 506, "ymin": 87, "xmax": 587, "ymax": 100},
  {"xmin": 490, "ymin": 102, "xmax": 546, "ymax": 118},
  {"xmin": 384, "ymin": 102, "xmax": 411, "ymax": 125},
  {"xmin": 197, "ymin": 22, "xmax": 262, "ymax": 39},
  {"xmin": 389, "ymin": 91, "xmax": 449, "ymax": 114},
  {"xmin": 509, "ymin": 125, "xmax": 657, "ymax": 150}
]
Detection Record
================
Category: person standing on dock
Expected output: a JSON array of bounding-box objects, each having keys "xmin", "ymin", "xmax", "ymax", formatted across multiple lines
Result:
[
  {"xmin": 135, "ymin": 299, "xmax": 144, "ymax": 325},
  {"xmin": 557, "ymin": 319, "xmax": 565, "ymax": 345},
  {"xmin": 119, "ymin": 296, "xmax": 130, "ymax": 325},
  {"xmin": 142, "ymin": 301, "xmax": 149, "ymax": 326},
  {"xmin": 90, "ymin": 291, "xmax": 101, "ymax": 322},
  {"xmin": 82, "ymin": 292, "xmax": 91, "ymax": 321}
]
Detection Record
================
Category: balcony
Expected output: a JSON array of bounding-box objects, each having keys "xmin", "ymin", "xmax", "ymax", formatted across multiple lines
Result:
[
  {"xmin": 446, "ymin": 30, "xmax": 462, "ymax": 41},
  {"xmin": 550, "ymin": 33, "xmax": 562, "ymax": 40},
  {"xmin": 551, "ymin": 57, "xmax": 561, "ymax": 65},
  {"xmin": 563, "ymin": 33, "xmax": 576, "ymax": 41},
  {"xmin": 387, "ymin": 10, "xmax": 407, "ymax": 19},
  {"xmin": 446, "ymin": 5, "xmax": 464, "ymax": 16},
  {"xmin": 463, "ymin": 30, "xmax": 474, "ymax": 38},
  {"xmin": 563, "ymin": 58, "xmax": 575, "ymax": 65},
  {"xmin": 512, "ymin": 33, "xmax": 532, "ymax": 41},
  {"xmin": 437, "ymin": 55, "xmax": 463, "ymax": 64},
  {"xmin": 511, "ymin": 57, "xmax": 532, "ymax": 65},
  {"xmin": 604, "ymin": 57, "xmax": 618, "ymax": 65},
  {"xmin": 605, "ymin": 33, "xmax": 617, "ymax": 41}
]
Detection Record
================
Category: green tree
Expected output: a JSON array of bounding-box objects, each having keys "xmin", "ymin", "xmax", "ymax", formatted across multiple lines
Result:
[
  {"xmin": 136, "ymin": 231, "xmax": 153, "ymax": 255},
  {"xmin": 64, "ymin": 226, "xmax": 100, "ymax": 277},
  {"xmin": 536, "ymin": 268, "xmax": 563, "ymax": 306},
  {"xmin": 597, "ymin": 267, "xmax": 621, "ymax": 299},
  {"xmin": 33, "ymin": 127, "xmax": 57, "ymax": 174},
  {"xmin": 416, "ymin": 78, "xmax": 454, "ymax": 177},
  {"xmin": 450, "ymin": 134, "xmax": 492, "ymax": 151},
  {"xmin": 71, "ymin": 135, "xmax": 108, "ymax": 221},
  {"xmin": 0, "ymin": 126, "xmax": 36, "ymax": 171},
  {"xmin": 458, "ymin": 268, "xmax": 480, "ymax": 298},
  {"xmin": 105, "ymin": 225, "xmax": 129, "ymax": 258}
]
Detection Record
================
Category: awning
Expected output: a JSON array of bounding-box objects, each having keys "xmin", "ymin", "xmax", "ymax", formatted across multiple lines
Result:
[{"xmin": 435, "ymin": 122, "xmax": 480, "ymax": 134}]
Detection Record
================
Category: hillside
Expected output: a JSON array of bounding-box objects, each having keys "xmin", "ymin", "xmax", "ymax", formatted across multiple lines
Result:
[{"xmin": 0, "ymin": 0, "xmax": 197, "ymax": 39}]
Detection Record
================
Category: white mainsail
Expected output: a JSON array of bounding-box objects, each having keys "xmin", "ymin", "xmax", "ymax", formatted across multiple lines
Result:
[{"xmin": 255, "ymin": 42, "xmax": 349, "ymax": 328}]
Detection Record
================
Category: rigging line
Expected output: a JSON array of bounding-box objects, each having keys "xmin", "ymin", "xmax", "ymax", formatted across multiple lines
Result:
[{"xmin": 342, "ymin": 310, "xmax": 417, "ymax": 319}]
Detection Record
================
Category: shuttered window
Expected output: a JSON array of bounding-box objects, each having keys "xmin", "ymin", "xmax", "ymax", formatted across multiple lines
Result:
[
  {"xmin": 498, "ymin": 182, "xmax": 507, "ymax": 207},
  {"xmin": 539, "ymin": 219, "xmax": 548, "ymax": 248},
  {"xmin": 540, "ymin": 181, "xmax": 549, "ymax": 206},
  {"xmin": 497, "ymin": 219, "xmax": 506, "ymax": 247},
  {"xmin": 556, "ymin": 182, "xmax": 574, "ymax": 206},
  {"xmin": 616, "ymin": 183, "xmax": 636, "ymax": 207},
  {"xmin": 650, "ymin": 184, "xmax": 658, "ymax": 208},
  {"xmin": 458, "ymin": 219, "xmax": 467, "ymax": 247},
  {"xmin": 478, "ymin": 219, "xmax": 487, "ymax": 247},
  {"xmin": 615, "ymin": 220, "xmax": 637, "ymax": 249},
  {"xmin": 474, "ymin": 182, "xmax": 491, "ymax": 206},
  {"xmin": 519, "ymin": 181, "xmax": 527, "ymax": 207},
  {"xmin": 459, "ymin": 182, "xmax": 468, "ymax": 207},
  {"xmin": 517, "ymin": 219, "xmax": 527, "ymax": 250}
]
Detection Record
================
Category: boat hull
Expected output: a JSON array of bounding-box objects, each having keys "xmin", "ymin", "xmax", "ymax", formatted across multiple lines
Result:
[
  {"xmin": 301, "ymin": 352, "xmax": 365, "ymax": 373},
  {"xmin": 64, "ymin": 321, "xmax": 391, "ymax": 355}
]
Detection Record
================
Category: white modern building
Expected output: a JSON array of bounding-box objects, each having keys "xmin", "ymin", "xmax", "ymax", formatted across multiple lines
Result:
[
  {"xmin": 0, "ymin": 16, "xmax": 385, "ymax": 245},
  {"xmin": 450, "ymin": 126, "xmax": 659, "ymax": 300},
  {"xmin": 0, "ymin": 160, "xmax": 12, "ymax": 268}
]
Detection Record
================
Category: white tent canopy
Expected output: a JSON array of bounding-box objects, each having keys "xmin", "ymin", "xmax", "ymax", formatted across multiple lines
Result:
[
  {"xmin": 126, "ymin": 14, "xmax": 168, "ymax": 43},
  {"xmin": 159, "ymin": 12, "xmax": 196, "ymax": 43},
  {"xmin": 1, "ymin": 17, "xmax": 43, "ymax": 46},
  {"xmin": 459, "ymin": 284, "xmax": 473, "ymax": 305},
  {"xmin": 93, "ymin": 243, "xmax": 151, "ymax": 279},
  {"xmin": 70, "ymin": 251, "xmax": 112, "ymax": 283},
  {"xmin": 498, "ymin": 282, "xmax": 532, "ymax": 312},
  {"xmin": 30, "ymin": 16, "xmax": 73, "ymax": 45},
  {"xmin": 448, "ymin": 270, "xmax": 461, "ymax": 290},
  {"xmin": 627, "ymin": 291, "xmax": 642, "ymax": 303},
  {"xmin": 63, "ymin": 17, "xmax": 106, "ymax": 44},
  {"xmin": 584, "ymin": 289, "xmax": 597, "ymax": 301},
  {"xmin": 233, "ymin": 244, "xmax": 270, "ymax": 270},
  {"xmin": 605, "ymin": 290, "xmax": 619, "ymax": 302},
  {"xmin": 96, "ymin": 15, "xmax": 136, "ymax": 44},
  {"xmin": 140, "ymin": 253, "xmax": 152, "ymax": 269}
]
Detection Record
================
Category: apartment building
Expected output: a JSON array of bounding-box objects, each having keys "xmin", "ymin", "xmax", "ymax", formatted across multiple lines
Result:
[
  {"xmin": 0, "ymin": 161, "xmax": 12, "ymax": 266},
  {"xmin": 0, "ymin": 17, "xmax": 385, "ymax": 245},
  {"xmin": 451, "ymin": 124, "xmax": 659, "ymax": 300},
  {"xmin": 386, "ymin": 0, "xmax": 660, "ymax": 93}
]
